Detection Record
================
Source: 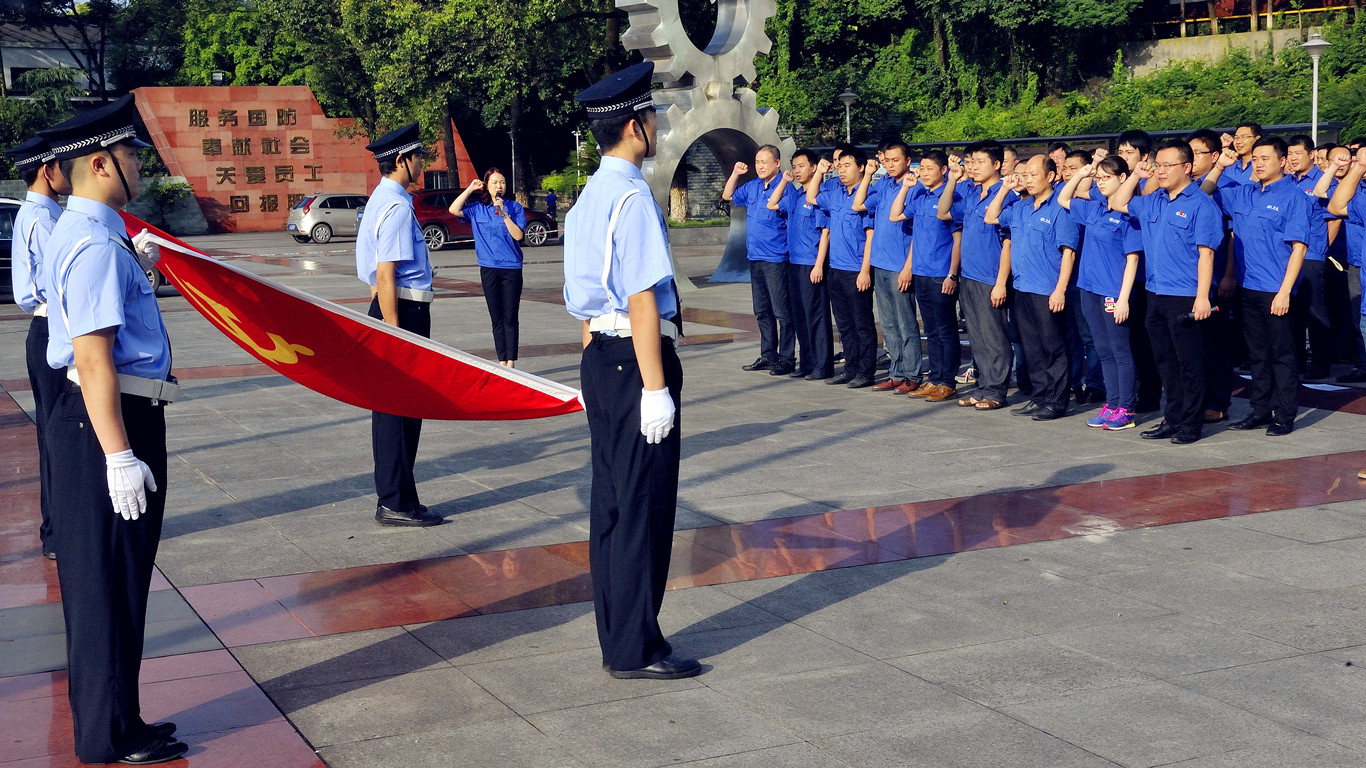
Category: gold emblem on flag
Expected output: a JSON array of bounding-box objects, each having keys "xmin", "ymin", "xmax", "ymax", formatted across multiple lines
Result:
[{"xmin": 181, "ymin": 280, "xmax": 315, "ymax": 364}]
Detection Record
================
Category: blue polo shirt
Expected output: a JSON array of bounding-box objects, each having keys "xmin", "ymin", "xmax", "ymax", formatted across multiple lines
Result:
[
  {"xmin": 815, "ymin": 182, "xmax": 872, "ymax": 272},
  {"xmin": 952, "ymin": 179, "xmax": 1007, "ymax": 285},
  {"xmin": 777, "ymin": 184, "xmax": 826, "ymax": 267},
  {"xmin": 1070, "ymin": 197, "xmax": 1142, "ymax": 298},
  {"xmin": 461, "ymin": 200, "xmax": 526, "ymax": 269},
  {"xmin": 1223, "ymin": 175, "xmax": 1312, "ymax": 293},
  {"xmin": 1344, "ymin": 179, "xmax": 1366, "ymax": 268},
  {"xmin": 862, "ymin": 175, "xmax": 912, "ymax": 272},
  {"xmin": 1291, "ymin": 168, "xmax": 1331, "ymax": 263},
  {"xmin": 908, "ymin": 183, "xmax": 960, "ymax": 278},
  {"xmin": 1220, "ymin": 159, "xmax": 1256, "ymax": 188},
  {"xmin": 1128, "ymin": 183, "xmax": 1225, "ymax": 297},
  {"xmin": 732, "ymin": 176, "xmax": 789, "ymax": 262},
  {"xmin": 1001, "ymin": 194, "xmax": 1079, "ymax": 296}
]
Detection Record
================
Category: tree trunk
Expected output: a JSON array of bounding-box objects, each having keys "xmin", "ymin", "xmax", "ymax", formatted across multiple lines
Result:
[
  {"xmin": 933, "ymin": 11, "xmax": 947, "ymax": 70},
  {"xmin": 510, "ymin": 90, "xmax": 529, "ymax": 206},
  {"xmin": 441, "ymin": 103, "xmax": 458, "ymax": 188},
  {"xmin": 1250, "ymin": 0, "xmax": 1259, "ymax": 32},
  {"xmin": 1180, "ymin": 0, "xmax": 1187, "ymax": 38},
  {"xmin": 1208, "ymin": 2, "xmax": 1219, "ymax": 34},
  {"xmin": 604, "ymin": 0, "xmax": 619, "ymax": 76}
]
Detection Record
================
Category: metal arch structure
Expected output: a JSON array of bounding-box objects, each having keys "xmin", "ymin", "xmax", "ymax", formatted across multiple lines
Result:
[{"xmin": 617, "ymin": 0, "xmax": 796, "ymax": 287}]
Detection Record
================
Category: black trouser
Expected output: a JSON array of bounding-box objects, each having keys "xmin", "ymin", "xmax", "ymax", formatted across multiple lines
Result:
[
  {"xmin": 751, "ymin": 260, "xmax": 795, "ymax": 367},
  {"xmin": 1129, "ymin": 287, "xmax": 1163, "ymax": 410},
  {"xmin": 915, "ymin": 275, "xmax": 961, "ymax": 387},
  {"xmin": 1015, "ymin": 291, "xmax": 1071, "ymax": 409},
  {"xmin": 1201, "ymin": 297, "xmax": 1234, "ymax": 413},
  {"xmin": 959, "ymin": 277, "xmax": 1013, "ymax": 402},
  {"xmin": 48, "ymin": 385, "xmax": 167, "ymax": 763},
  {"xmin": 368, "ymin": 297, "xmax": 430, "ymax": 511},
  {"xmin": 1292, "ymin": 259, "xmax": 1332, "ymax": 375},
  {"xmin": 581, "ymin": 333, "xmax": 682, "ymax": 670},
  {"xmin": 1342, "ymin": 264, "xmax": 1366, "ymax": 365},
  {"xmin": 1242, "ymin": 289, "xmax": 1300, "ymax": 423},
  {"xmin": 26, "ymin": 314, "xmax": 63, "ymax": 553},
  {"xmin": 480, "ymin": 266, "xmax": 523, "ymax": 362},
  {"xmin": 789, "ymin": 262, "xmax": 834, "ymax": 377},
  {"xmin": 1145, "ymin": 291, "xmax": 1206, "ymax": 432},
  {"xmin": 827, "ymin": 267, "xmax": 876, "ymax": 378}
]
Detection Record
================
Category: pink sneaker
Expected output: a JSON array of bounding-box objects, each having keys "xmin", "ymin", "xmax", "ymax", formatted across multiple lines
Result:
[{"xmin": 1086, "ymin": 405, "xmax": 1114, "ymax": 428}]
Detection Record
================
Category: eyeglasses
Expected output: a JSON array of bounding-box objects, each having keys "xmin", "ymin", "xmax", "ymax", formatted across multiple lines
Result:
[
  {"xmin": 1094, "ymin": 174, "xmax": 1117, "ymax": 182},
  {"xmin": 1234, "ymin": 134, "xmax": 1257, "ymax": 141},
  {"xmin": 1153, "ymin": 162, "xmax": 1188, "ymax": 170},
  {"xmin": 1192, "ymin": 150, "xmax": 1216, "ymax": 156}
]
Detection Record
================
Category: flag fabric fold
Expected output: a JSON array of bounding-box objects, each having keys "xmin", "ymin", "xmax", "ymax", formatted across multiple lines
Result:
[{"xmin": 121, "ymin": 213, "xmax": 583, "ymax": 421}]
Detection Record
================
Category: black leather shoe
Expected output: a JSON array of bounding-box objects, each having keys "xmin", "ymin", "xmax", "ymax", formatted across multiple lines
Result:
[
  {"xmin": 1228, "ymin": 413, "xmax": 1273, "ymax": 431},
  {"xmin": 846, "ymin": 375, "xmax": 874, "ymax": 389},
  {"xmin": 1011, "ymin": 401, "xmax": 1040, "ymax": 415},
  {"xmin": 825, "ymin": 373, "xmax": 853, "ymax": 385},
  {"xmin": 116, "ymin": 736, "xmax": 188, "ymax": 765},
  {"xmin": 375, "ymin": 504, "xmax": 442, "ymax": 527},
  {"xmin": 609, "ymin": 654, "xmax": 702, "ymax": 680},
  {"xmin": 1031, "ymin": 404, "xmax": 1067, "ymax": 421},
  {"xmin": 1141, "ymin": 421, "xmax": 1180, "ymax": 440},
  {"xmin": 769, "ymin": 363, "xmax": 796, "ymax": 376},
  {"xmin": 788, "ymin": 369, "xmax": 809, "ymax": 378},
  {"xmin": 147, "ymin": 722, "xmax": 176, "ymax": 739},
  {"xmin": 1266, "ymin": 421, "xmax": 1294, "ymax": 436},
  {"xmin": 1171, "ymin": 428, "xmax": 1201, "ymax": 445},
  {"xmin": 742, "ymin": 357, "xmax": 774, "ymax": 371},
  {"xmin": 876, "ymin": 352, "xmax": 891, "ymax": 370},
  {"xmin": 805, "ymin": 372, "xmax": 833, "ymax": 381}
]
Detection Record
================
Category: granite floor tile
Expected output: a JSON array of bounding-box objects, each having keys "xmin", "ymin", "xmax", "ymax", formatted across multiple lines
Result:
[{"xmin": 316, "ymin": 716, "xmax": 586, "ymax": 768}]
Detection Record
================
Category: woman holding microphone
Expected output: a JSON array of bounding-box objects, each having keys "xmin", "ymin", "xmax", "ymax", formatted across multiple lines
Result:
[{"xmin": 450, "ymin": 168, "xmax": 526, "ymax": 367}]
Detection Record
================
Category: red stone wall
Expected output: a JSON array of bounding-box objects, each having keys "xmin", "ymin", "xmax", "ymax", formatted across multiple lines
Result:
[{"xmin": 132, "ymin": 86, "xmax": 381, "ymax": 233}]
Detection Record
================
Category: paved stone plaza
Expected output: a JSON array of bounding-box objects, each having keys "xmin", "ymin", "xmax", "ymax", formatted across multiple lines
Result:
[{"xmin": 6, "ymin": 230, "xmax": 1366, "ymax": 766}]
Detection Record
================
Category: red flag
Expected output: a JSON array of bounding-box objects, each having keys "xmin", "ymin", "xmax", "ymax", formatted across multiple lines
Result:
[{"xmin": 121, "ymin": 213, "xmax": 583, "ymax": 421}]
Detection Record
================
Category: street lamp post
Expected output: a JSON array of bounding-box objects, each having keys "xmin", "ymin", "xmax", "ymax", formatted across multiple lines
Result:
[
  {"xmin": 573, "ymin": 128, "xmax": 582, "ymax": 194},
  {"xmin": 507, "ymin": 129, "xmax": 517, "ymax": 199},
  {"xmin": 1302, "ymin": 33, "xmax": 1332, "ymax": 145},
  {"xmin": 838, "ymin": 90, "xmax": 857, "ymax": 143}
]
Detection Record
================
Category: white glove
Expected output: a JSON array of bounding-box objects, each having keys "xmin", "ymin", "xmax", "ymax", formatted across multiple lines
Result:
[
  {"xmin": 640, "ymin": 387, "xmax": 675, "ymax": 444},
  {"xmin": 105, "ymin": 449, "xmax": 157, "ymax": 521},
  {"xmin": 131, "ymin": 228, "xmax": 162, "ymax": 268}
]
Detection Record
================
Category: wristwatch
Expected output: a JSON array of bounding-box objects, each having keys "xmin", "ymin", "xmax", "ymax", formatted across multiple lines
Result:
[{"xmin": 948, "ymin": 274, "xmax": 960, "ymax": 282}]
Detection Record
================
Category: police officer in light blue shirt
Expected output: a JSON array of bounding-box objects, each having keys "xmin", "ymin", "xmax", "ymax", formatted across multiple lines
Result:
[
  {"xmin": 355, "ymin": 122, "xmax": 440, "ymax": 528},
  {"xmin": 724, "ymin": 145, "xmax": 795, "ymax": 374},
  {"xmin": 563, "ymin": 62, "xmax": 698, "ymax": 682},
  {"xmin": 5, "ymin": 135, "xmax": 68, "ymax": 559},
  {"xmin": 39, "ymin": 94, "xmax": 189, "ymax": 765}
]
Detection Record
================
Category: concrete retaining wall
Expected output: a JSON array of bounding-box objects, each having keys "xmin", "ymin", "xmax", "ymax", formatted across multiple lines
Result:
[
  {"xmin": 1124, "ymin": 29, "xmax": 1304, "ymax": 76},
  {"xmin": 667, "ymin": 224, "xmax": 729, "ymax": 247}
]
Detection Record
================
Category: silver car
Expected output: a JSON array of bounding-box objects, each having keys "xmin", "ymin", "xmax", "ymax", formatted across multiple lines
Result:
[{"xmin": 286, "ymin": 193, "xmax": 368, "ymax": 244}]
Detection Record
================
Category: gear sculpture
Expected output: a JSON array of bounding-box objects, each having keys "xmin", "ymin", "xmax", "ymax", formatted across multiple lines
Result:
[{"xmin": 617, "ymin": 0, "xmax": 797, "ymax": 285}]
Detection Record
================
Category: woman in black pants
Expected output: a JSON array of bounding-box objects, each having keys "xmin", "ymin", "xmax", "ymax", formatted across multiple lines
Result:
[{"xmin": 451, "ymin": 168, "xmax": 526, "ymax": 366}]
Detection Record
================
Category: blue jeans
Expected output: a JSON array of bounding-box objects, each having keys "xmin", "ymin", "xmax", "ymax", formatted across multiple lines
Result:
[
  {"xmin": 914, "ymin": 275, "xmax": 961, "ymax": 387},
  {"xmin": 750, "ymin": 260, "xmax": 795, "ymax": 366},
  {"xmin": 1080, "ymin": 290, "xmax": 1135, "ymax": 411},
  {"xmin": 872, "ymin": 267, "xmax": 922, "ymax": 382},
  {"xmin": 1067, "ymin": 285, "xmax": 1104, "ymax": 391}
]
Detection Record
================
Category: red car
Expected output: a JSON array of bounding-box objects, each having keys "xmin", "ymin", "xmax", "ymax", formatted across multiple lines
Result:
[{"xmin": 410, "ymin": 189, "xmax": 559, "ymax": 250}]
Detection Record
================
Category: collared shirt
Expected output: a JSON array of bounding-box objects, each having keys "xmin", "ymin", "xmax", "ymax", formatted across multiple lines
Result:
[
  {"xmin": 461, "ymin": 200, "xmax": 526, "ymax": 269},
  {"xmin": 1128, "ymin": 183, "xmax": 1225, "ymax": 297},
  {"xmin": 907, "ymin": 183, "xmax": 960, "ymax": 278},
  {"xmin": 1001, "ymin": 193, "xmax": 1079, "ymax": 296},
  {"xmin": 1343, "ymin": 179, "xmax": 1366, "ymax": 268},
  {"xmin": 44, "ymin": 196, "xmax": 171, "ymax": 380},
  {"xmin": 1291, "ymin": 167, "xmax": 1331, "ymax": 263},
  {"xmin": 732, "ymin": 176, "xmax": 789, "ymax": 263},
  {"xmin": 776, "ymin": 183, "xmax": 826, "ymax": 267},
  {"xmin": 1220, "ymin": 158, "xmax": 1256, "ymax": 188},
  {"xmin": 1070, "ymin": 197, "xmax": 1142, "ymax": 298},
  {"xmin": 11, "ymin": 190, "xmax": 63, "ymax": 312},
  {"xmin": 1223, "ymin": 175, "xmax": 1312, "ymax": 293},
  {"xmin": 862, "ymin": 175, "xmax": 912, "ymax": 272},
  {"xmin": 355, "ymin": 177, "xmax": 432, "ymax": 290},
  {"xmin": 951, "ymin": 179, "xmax": 1007, "ymax": 285},
  {"xmin": 563, "ymin": 155, "xmax": 677, "ymax": 322},
  {"xmin": 814, "ymin": 181, "xmax": 872, "ymax": 272}
]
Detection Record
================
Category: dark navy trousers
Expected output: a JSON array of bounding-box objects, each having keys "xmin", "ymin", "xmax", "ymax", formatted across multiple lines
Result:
[{"xmin": 368, "ymin": 297, "xmax": 430, "ymax": 511}]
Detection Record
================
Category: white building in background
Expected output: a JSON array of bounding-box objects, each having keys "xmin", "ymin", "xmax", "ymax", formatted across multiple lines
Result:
[{"xmin": 0, "ymin": 23, "xmax": 108, "ymax": 97}]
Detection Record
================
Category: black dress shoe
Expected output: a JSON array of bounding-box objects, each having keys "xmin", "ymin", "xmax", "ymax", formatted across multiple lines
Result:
[
  {"xmin": 846, "ymin": 375, "xmax": 874, "ymax": 389},
  {"xmin": 742, "ymin": 357, "xmax": 774, "ymax": 371},
  {"xmin": 1011, "ymin": 401, "xmax": 1040, "ymax": 415},
  {"xmin": 147, "ymin": 722, "xmax": 176, "ymax": 739},
  {"xmin": 609, "ymin": 654, "xmax": 702, "ymax": 680},
  {"xmin": 806, "ymin": 372, "xmax": 833, "ymax": 381},
  {"xmin": 1228, "ymin": 413, "xmax": 1273, "ymax": 431},
  {"xmin": 1141, "ymin": 421, "xmax": 1180, "ymax": 440},
  {"xmin": 788, "ymin": 369, "xmax": 809, "ymax": 378},
  {"xmin": 375, "ymin": 504, "xmax": 442, "ymax": 527},
  {"xmin": 825, "ymin": 372, "xmax": 853, "ymax": 385},
  {"xmin": 1031, "ymin": 404, "xmax": 1067, "ymax": 421},
  {"xmin": 876, "ymin": 352, "xmax": 891, "ymax": 370},
  {"xmin": 769, "ymin": 363, "xmax": 796, "ymax": 376},
  {"xmin": 116, "ymin": 736, "xmax": 188, "ymax": 765},
  {"xmin": 1171, "ymin": 428, "xmax": 1201, "ymax": 445},
  {"xmin": 1266, "ymin": 421, "xmax": 1294, "ymax": 436}
]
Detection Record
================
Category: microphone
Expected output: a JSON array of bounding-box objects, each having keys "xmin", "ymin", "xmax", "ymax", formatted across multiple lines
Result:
[{"xmin": 1179, "ymin": 305, "xmax": 1221, "ymax": 323}]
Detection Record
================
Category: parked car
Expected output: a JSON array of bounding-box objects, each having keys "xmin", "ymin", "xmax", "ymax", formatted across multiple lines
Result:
[
  {"xmin": 0, "ymin": 197, "xmax": 18, "ymax": 302},
  {"xmin": 407, "ymin": 189, "xmax": 559, "ymax": 251},
  {"xmin": 286, "ymin": 193, "xmax": 368, "ymax": 244}
]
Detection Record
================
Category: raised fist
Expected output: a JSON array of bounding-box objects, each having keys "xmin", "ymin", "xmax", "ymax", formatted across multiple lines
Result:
[
  {"xmin": 467, "ymin": 179, "xmax": 485, "ymax": 192},
  {"xmin": 864, "ymin": 159, "xmax": 881, "ymax": 176},
  {"xmin": 732, "ymin": 162, "xmax": 749, "ymax": 176},
  {"xmin": 1078, "ymin": 163, "xmax": 1097, "ymax": 179},
  {"xmin": 816, "ymin": 158, "xmax": 832, "ymax": 175},
  {"xmin": 901, "ymin": 173, "xmax": 917, "ymax": 188},
  {"xmin": 1216, "ymin": 148, "xmax": 1238, "ymax": 168},
  {"xmin": 1221, "ymin": 132, "xmax": 1235, "ymax": 148},
  {"xmin": 1091, "ymin": 147, "xmax": 1109, "ymax": 163},
  {"xmin": 781, "ymin": 170, "xmax": 795, "ymax": 184},
  {"xmin": 1135, "ymin": 160, "xmax": 1155, "ymax": 179}
]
